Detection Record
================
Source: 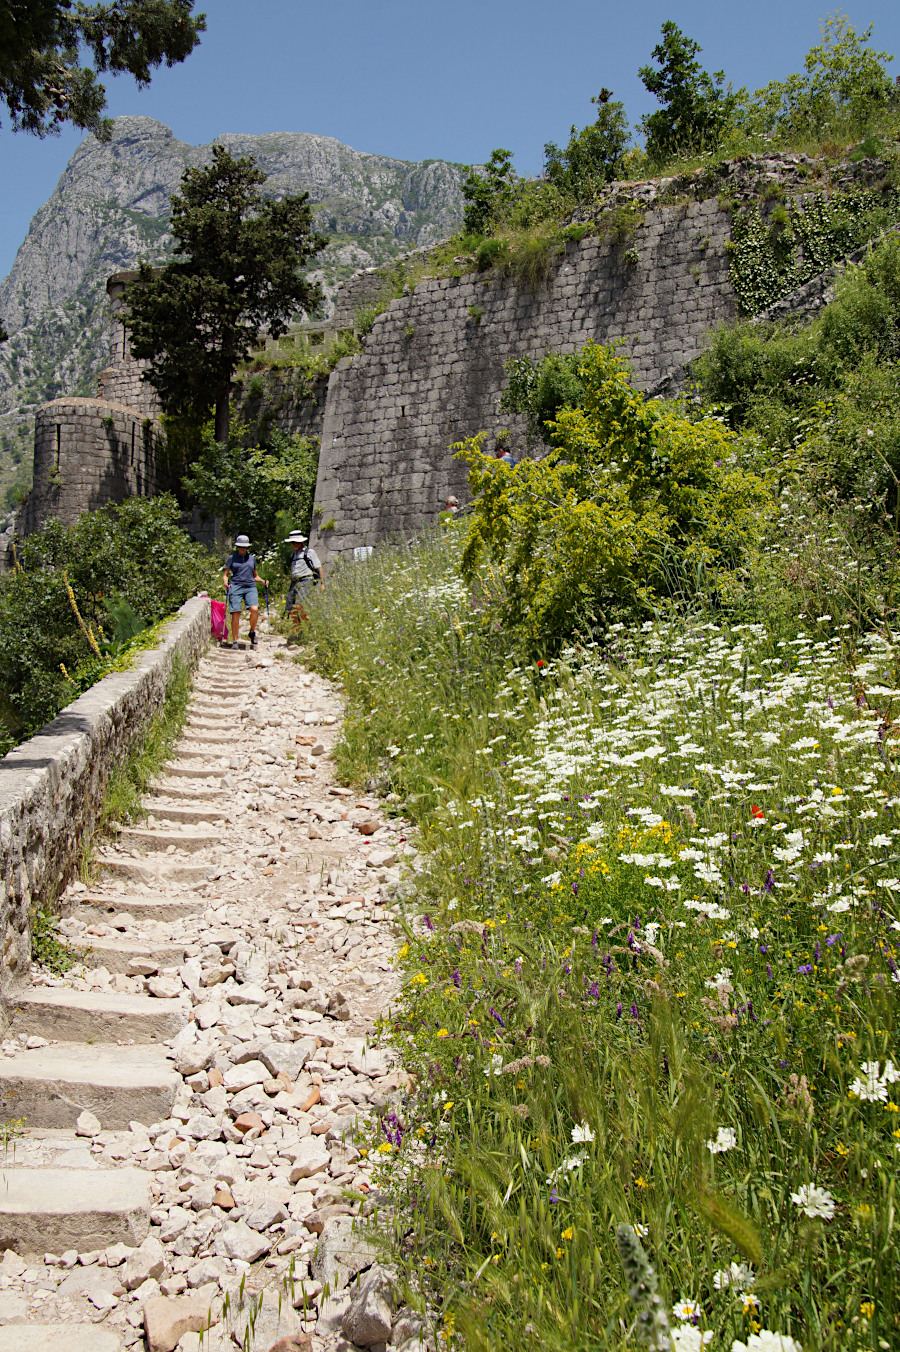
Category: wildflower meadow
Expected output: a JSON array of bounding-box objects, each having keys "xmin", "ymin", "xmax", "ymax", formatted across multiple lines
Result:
[{"xmin": 302, "ymin": 522, "xmax": 899, "ymax": 1352}]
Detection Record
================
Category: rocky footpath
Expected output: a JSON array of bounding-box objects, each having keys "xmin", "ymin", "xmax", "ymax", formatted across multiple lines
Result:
[{"xmin": 0, "ymin": 627, "xmax": 425, "ymax": 1352}]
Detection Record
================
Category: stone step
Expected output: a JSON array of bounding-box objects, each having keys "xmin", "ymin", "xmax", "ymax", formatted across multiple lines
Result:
[
  {"xmin": 62, "ymin": 935, "xmax": 186, "ymax": 974},
  {"xmin": 147, "ymin": 773, "xmax": 224, "ymax": 789},
  {"xmin": 179, "ymin": 733, "xmax": 239, "ymax": 747},
  {"xmin": 116, "ymin": 826, "xmax": 220, "ymax": 854},
  {"xmin": 0, "ymin": 1042, "xmax": 178, "ymax": 1128},
  {"xmin": 9, "ymin": 987, "xmax": 187, "ymax": 1042},
  {"xmin": 152, "ymin": 765, "xmax": 226, "ymax": 783},
  {"xmin": 144, "ymin": 802, "xmax": 228, "ymax": 826},
  {"xmin": 99, "ymin": 857, "xmax": 211, "ymax": 885},
  {"xmin": 0, "ymin": 1329, "xmax": 123, "ymax": 1352},
  {"xmin": 171, "ymin": 744, "xmax": 230, "ymax": 762},
  {"xmin": 78, "ymin": 893, "xmax": 205, "ymax": 922},
  {"xmin": 0, "ymin": 1167, "xmax": 150, "ymax": 1254}
]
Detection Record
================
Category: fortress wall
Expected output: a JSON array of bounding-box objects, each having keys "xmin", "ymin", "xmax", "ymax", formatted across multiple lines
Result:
[
  {"xmin": 309, "ymin": 197, "xmax": 736, "ymax": 560},
  {"xmin": 232, "ymin": 370, "xmax": 330, "ymax": 444},
  {"xmin": 24, "ymin": 398, "xmax": 170, "ymax": 534}
]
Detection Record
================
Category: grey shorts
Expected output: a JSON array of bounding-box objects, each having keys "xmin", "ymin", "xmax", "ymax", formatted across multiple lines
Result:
[{"xmin": 228, "ymin": 582, "xmax": 258, "ymax": 613}]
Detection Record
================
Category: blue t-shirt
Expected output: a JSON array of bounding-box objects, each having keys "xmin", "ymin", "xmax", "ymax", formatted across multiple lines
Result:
[{"xmin": 226, "ymin": 552, "xmax": 256, "ymax": 586}]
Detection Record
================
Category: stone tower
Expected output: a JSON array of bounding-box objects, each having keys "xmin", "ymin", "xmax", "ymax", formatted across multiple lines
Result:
[{"xmin": 22, "ymin": 272, "xmax": 170, "ymax": 536}]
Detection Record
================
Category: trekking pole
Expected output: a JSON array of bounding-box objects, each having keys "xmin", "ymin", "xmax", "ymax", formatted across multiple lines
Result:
[{"xmin": 264, "ymin": 581, "xmax": 269, "ymax": 618}]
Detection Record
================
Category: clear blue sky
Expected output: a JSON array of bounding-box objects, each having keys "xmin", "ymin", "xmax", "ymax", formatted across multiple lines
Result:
[{"xmin": 2, "ymin": 0, "xmax": 900, "ymax": 280}]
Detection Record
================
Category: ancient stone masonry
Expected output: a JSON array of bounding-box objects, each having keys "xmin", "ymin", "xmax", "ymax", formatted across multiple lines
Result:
[
  {"xmin": 0, "ymin": 595, "xmax": 209, "ymax": 1005},
  {"xmin": 23, "ymin": 270, "xmax": 173, "ymax": 536},
  {"xmin": 0, "ymin": 622, "xmax": 420, "ymax": 1351},
  {"xmin": 24, "ymin": 397, "xmax": 168, "ymax": 533},
  {"xmin": 309, "ymin": 197, "xmax": 736, "ymax": 560}
]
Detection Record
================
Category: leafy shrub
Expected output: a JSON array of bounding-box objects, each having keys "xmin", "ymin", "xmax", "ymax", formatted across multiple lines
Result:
[
  {"xmin": 500, "ymin": 351, "xmax": 587, "ymax": 446},
  {"xmin": 182, "ymin": 428, "xmax": 319, "ymax": 552},
  {"xmin": 498, "ymin": 227, "xmax": 565, "ymax": 291},
  {"xmin": 0, "ymin": 496, "xmax": 215, "ymax": 749},
  {"xmin": 734, "ymin": 15, "xmax": 900, "ymax": 145},
  {"xmin": 697, "ymin": 233, "xmax": 900, "ymax": 505},
  {"xmin": 462, "ymin": 148, "xmax": 518, "ymax": 236},
  {"xmin": 543, "ymin": 89, "xmax": 630, "ymax": 196},
  {"xmin": 475, "ymin": 237, "xmax": 507, "ymax": 271},
  {"xmin": 459, "ymin": 342, "xmax": 772, "ymax": 644}
]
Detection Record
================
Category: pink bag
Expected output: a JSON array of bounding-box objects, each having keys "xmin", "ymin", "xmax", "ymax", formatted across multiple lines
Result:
[{"xmin": 210, "ymin": 599, "xmax": 227, "ymax": 641}]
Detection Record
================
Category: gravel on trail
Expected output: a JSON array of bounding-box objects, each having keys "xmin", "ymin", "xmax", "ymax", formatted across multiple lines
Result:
[{"xmin": 0, "ymin": 624, "xmax": 427, "ymax": 1352}]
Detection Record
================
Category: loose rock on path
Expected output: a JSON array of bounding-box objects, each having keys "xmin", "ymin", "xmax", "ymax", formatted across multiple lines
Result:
[{"xmin": 0, "ymin": 627, "xmax": 420, "ymax": 1352}]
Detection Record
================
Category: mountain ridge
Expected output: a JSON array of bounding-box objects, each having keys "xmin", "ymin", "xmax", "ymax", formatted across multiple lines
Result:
[{"xmin": 0, "ymin": 116, "xmax": 468, "ymax": 507}]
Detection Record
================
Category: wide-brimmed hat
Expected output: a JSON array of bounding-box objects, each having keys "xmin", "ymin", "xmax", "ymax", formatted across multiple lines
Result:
[
  {"xmin": 284, "ymin": 530, "xmax": 308, "ymax": 544},
  {"xmin": 234, "ymin": 534, "xmax": 251, "ymax": 548}
]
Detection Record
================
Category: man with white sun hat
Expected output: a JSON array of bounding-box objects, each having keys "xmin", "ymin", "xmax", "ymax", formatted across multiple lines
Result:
[
  {"xmin": 284, "ymin": 529, "xmax": 324, "ymax": 619},
  {"xmin": 222, "ymin": 535, "xmax": 268, "ymax": 648}
]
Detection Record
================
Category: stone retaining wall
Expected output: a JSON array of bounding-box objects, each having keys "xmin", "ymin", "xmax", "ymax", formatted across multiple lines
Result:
[{"xmin": 0, "ymin": 595, "xmax": 210, "ymax": 1005}]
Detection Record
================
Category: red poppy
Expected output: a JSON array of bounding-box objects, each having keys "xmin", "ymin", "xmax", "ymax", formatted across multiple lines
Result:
[
  {"xmin": 536, "ymin": 660, "xmax": 546, "ymax": 667},
  {"xmin": 751, "ymin": 805, "xmax": 764, "ymax": 819}
]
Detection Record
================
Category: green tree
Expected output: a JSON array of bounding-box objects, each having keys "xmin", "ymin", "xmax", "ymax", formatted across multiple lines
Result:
[
  {"xmin": 736, "ymin": 15, "xmax": 898, "ymax": 143},
  {"xmin": 0, "ymin": 0, "xmax": 205, "ymax": 138},
  {"xmin": 639, "ymin": 21, "xmax": 736, "ymax": 164},
  {"xmin": 0, "ymin": 494, "xmax": 215, "ymax": 746},
  {"xmin": 543, "ymin": 89, "xmax": 631, "ymax": 197},
  {"xmin": 182, "ymin": 428, "xmax": 319, "ymax": 552},
  {"xmin": 461, "ymin": 148, "xmax": 516, "ymax": 236},
  {"xmin": 124, "ymin": 146, "xmax": 326, "ymax": 442}
]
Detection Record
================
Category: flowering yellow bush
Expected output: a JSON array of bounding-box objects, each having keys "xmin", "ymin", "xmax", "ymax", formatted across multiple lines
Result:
[{"xmin": 457, "ymin": 342, "xmax": 772, "ymax": 643}]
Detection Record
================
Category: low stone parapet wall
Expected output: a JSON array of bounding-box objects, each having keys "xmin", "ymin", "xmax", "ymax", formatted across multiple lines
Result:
[{"xmin": 0, "ymin": 595, "xmax": 210, "ymax": 1003}]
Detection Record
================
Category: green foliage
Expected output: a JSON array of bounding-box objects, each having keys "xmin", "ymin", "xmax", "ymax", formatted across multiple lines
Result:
[
  {"xmin": 182, "ymin": 427, "xmax": 319, "ymax": 552},
  {"xmin": 0, "ymin": 495, "xmax": 215, "ymax": 750},
  {"xmin": 475, "ymin": 237, "xmax": 507, "ymax": 271},
  {"xmin": 639, "ymin": 21, "xmax": 737, "ymax": 164},
  {"xmin": 497, "ymin": 226, "xmax": 564, "ymax": 291},
  {"xmin": 462, "ymin": 149, "xmax": 517, "ymax": 236},
  {"xmin": 734, "ymin": 15, "xmax": 899, "ymax": 145},
  {"xmin": 697, "ymin": 233, "xmax": 900, "ymax": 507},
  {"xmin": 727, "ymin": 188, "xmax": 900, "ymax": 316},
  {"xmin": 125, "ymin": 146, "xmax": 326, "ymax": 440},
  {"xmin": 300, "ymin": 533, "xmax": 900, "ymax": 1352},
  {"xmin": 499, "ymin": 350, "xmax": 586, "ymax": 447},
  {"xmin": 543, "ymin": 89, "xmax": 631, "ymax": 197},
  {"xmin": 29, "ymin": 905, "xmax": 70, "ymax": 974},
  {"xmin": 460, "ymin": 342, "xmax": 772, "ymax": 644},
  {"xmin": 0, "ymin": 0, "xmax": 204, "ymax": 138},
  {"xmin": 596, "ymin": 203, "xmax": 645, "ymax": 245}
]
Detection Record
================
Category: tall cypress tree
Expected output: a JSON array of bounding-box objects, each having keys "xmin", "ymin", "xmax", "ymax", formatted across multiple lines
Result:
[{"xmin": 125, "ymin": 146, "xmax": 326, "ymax": 442}]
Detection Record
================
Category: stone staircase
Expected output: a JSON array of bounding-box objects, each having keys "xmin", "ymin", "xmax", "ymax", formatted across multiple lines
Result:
[{"xmin": 0, "ymin": 636, "xmax": 407, "ymax": 1350}]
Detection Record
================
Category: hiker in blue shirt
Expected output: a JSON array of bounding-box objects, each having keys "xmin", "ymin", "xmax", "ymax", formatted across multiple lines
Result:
[{"xmin": 222, "ymin": 535, "xmax": 268, "ymax": 649}]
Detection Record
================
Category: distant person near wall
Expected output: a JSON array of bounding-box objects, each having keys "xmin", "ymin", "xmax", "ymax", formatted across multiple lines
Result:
[
  {"xmin": 223, "ymin": 535, "xmax": 268, "ymax": 649},
  {"xmin": 284, "ymin": 530, "xmax": 324, "ymax": 621},
  {"xmin": 439, "ymin": 495, "xmax": 459, "ymax": 526}
]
